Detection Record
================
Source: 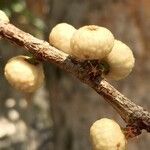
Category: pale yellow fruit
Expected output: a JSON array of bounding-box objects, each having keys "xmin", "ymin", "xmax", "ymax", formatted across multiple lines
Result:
[
  {"xmin": 4, "ymin": 55, "xmax": 44, "ymax": 93},
  {"xmin": 102, "ymin": 40, "xmax": 135, "ymax": 80},
  {"xmin": 70, "ymin": 25, "xmax": 114, "ymax": 60},
  {"xmin": 49, "ymin": 23, "xmax": 76, "ymax": 55},
  {"xmin": 0, "ymin": 10, "xmax": 9, "ymax": 23},
  {"xmin": 90, "ymin": 118, "xmax": 126, "ymax": 150}
]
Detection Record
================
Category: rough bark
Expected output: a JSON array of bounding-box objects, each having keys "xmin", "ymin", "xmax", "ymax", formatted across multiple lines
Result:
[{"xmin": 0, "ymin": 22, "xmax": 150, "ymax": 137}]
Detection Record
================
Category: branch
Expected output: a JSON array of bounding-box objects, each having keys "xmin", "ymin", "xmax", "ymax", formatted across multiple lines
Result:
[{"xmin": 0, "ymin": 22, "xmax": 150, "ymax": 137}]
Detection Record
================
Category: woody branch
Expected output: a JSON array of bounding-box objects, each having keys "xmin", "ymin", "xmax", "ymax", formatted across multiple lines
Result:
[{"xmin": 0, "ymin": 22, "xmax": 150, "ymax": 136}]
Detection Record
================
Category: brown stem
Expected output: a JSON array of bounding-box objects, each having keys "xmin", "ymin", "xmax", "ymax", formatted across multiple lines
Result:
[{"xmin": 0, "ymin": 22, "xmax": 150, "ymax": 136}]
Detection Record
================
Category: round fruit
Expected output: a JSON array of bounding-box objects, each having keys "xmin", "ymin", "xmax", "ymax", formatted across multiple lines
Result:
[
  {"xmin": 0, "ymin": 10, "xmax": 9, "ymax": 23},
  {"xmin": 4, "ymin": 55, "xmax": 44, "ymax": 93},
  {"xmin": 90, "ymin": 118, "xmax": 126, "ymax": 150},
  {"xmin": 70, "ymin": 25, "xmax": 114, "ymax": 60},
  {"xmin": 49, "ymin": 23, "xmax": 76, "ymax": 55},
  {"xmin": 102, "ymin": 40, "xmax": 135, "ymax": 80}
]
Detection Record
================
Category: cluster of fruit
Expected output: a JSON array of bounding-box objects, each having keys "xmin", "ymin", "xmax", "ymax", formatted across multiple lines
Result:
[
  {"xmin": 49, "ymin": 23, "xmax": 135, "ymax": 81},
  {"xmin": 1, "ymin": 10, "xmax": 132, "ymax": 149},
  {"xmin": 1, "ymin": 9, "xmax": 135, "ymax": 92}
]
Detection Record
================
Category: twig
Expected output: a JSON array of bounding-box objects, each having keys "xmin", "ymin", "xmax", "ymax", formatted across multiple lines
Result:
[{"xmin": 0, "ymin": 22, "xmax": 150, "ymax": 137}]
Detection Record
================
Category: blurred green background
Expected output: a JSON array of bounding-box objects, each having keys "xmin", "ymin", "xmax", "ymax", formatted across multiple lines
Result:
[{"xmin": 0, "ymin": 0, "xmax": 150, "ymax": 150}]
